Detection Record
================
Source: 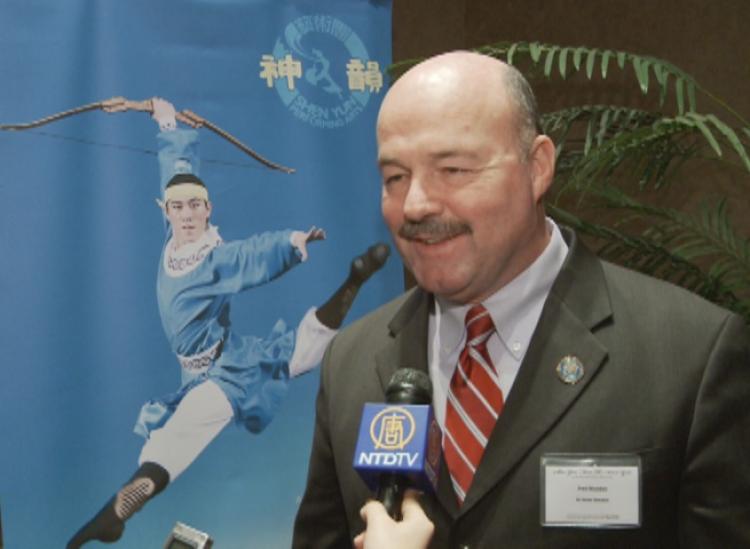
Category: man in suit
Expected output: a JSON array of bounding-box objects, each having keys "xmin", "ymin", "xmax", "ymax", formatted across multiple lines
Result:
[{"xmin": 293, "ymin": 51, "xmax": 750, "ymax": 548}]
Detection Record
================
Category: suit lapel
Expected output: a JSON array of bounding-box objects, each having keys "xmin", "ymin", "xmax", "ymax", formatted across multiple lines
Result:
[
  {"xmin": 372, "ymin": 289, "xmax": 463, "ymax": 516},
  {"xmin": 461, "ymin": 230, "xmax": 613, "ymax": 513},
  {"xmin": 374, "ymin": 288, "xmax": 431, "ymax": 393}
]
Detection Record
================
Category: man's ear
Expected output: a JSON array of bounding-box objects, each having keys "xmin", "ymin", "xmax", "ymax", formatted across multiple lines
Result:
[{"xmin": 529, "ymin": 134, "xmax": 556, "ymax": 203}]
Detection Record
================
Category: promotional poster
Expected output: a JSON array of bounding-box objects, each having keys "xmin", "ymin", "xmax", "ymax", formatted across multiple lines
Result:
[{"xmin": 0, "ymin": 1, "xmax": 398, "ymax": 547}]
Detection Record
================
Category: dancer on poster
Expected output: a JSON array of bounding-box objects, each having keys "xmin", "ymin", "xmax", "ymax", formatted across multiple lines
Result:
[{"xmin": 67, "ymin": 98, "xmax": 389, "ymax": 547}]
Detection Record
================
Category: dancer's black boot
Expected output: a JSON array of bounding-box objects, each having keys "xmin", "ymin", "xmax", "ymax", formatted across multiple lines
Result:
[
  {"xmin": 67, "ymin": 462, "xmax": 169, "ymax": 548},
  {"xmin": 315, "ymin": 242, "xmax": 390, "ymax": 329}
]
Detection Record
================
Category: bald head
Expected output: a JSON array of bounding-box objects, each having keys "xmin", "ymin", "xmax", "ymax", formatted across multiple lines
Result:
[
  {"xmin": 376, "ymin": 51, "xmax": 556, "ymax": 303},
  {"xmin": 378, "ymin": 51, "xmax": 540, "ymax": 158}
]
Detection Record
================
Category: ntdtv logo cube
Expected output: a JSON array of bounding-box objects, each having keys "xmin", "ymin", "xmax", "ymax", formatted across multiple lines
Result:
[{"xmin": 353, "ymin": 403, "xmax": 442, "ymax": 493}]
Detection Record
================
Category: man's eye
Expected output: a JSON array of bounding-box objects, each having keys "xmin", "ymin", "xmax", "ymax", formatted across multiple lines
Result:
[
  {"xmin": 438, "ymin": 166, "xmax": 477, "ymax": 184},
  {"xmin": 384, "ymin": 173, "xmax": 406, "ymax": 185},
  {"xmin": 441, "ymin": 166, "xmax": 470, "ymax": 175}
]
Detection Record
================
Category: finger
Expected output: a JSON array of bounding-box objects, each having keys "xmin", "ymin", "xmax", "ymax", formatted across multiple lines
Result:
[
  {"xmin": 352, "ymin": 533, "xmax": 364, "ymax": 549},
  {"xmin": 400, "ymin": 491, "xmax": 426, "ymax": 521},
  {"xmin": 359, "ymin": 499, "xmax": 376, "ymax": 522},
  {"xmin": 176, "ymin": 112, "xmax": 199, "ymax": 128},
  {"xmin": 102, "ymin": 96, "xmax": 126, "ymax": 105},
  {"xmin": 305, "ymin": 228, "xmax": 326, "ymax": 242},
  {"xmin": 400, "ymin": 491, "xmax": 434, "ymax": 540},
  {"xmin": 181, "ymin": 109, "xmax": 205, "ymax": 126},
  {"xmin": 361, "ymin": 500, "xmax": 391, "ymax": 530},
  {"xmin": 101, "ymin": 96, "xmax": 126, "ymax": 112}
]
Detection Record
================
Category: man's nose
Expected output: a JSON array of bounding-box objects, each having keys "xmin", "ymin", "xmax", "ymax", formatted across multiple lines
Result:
[{"xmin": 402, "ymin": 174, "xmax": 441, "ymax": 221}]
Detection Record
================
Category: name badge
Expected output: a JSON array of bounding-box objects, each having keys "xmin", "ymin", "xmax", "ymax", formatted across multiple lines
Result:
[{"xmin": 540, "ymin": 454, "xmax": 641, "ymax": 528}]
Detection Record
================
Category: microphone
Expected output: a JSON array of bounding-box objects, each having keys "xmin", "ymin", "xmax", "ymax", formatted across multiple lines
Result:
[
  {"xmin": 163, "ymin": 521, "xmax": 213, "ymax": 548},
  {"xmin": 353, "ymin": 368, "xmax": 442, "ymax": 519}
]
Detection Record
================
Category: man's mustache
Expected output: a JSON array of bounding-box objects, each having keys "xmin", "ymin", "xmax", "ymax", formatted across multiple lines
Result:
[{"xmin": 398, "ymin": 218, "xmax": 471, "ymax": 241}]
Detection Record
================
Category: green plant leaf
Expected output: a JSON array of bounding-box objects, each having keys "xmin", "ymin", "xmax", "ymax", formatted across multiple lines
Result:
[
  {"xmin": 601, "ymin": 50, "xmax": 612, "ymax": 79},
  {"xmin": 507, "ymin": 42, "xmax": 519, "ymax": 65},
  {"xmin": 599, "ymin": 110, "xmax": 611, "ymax": 145},
  {"xmin": 559, "ymin": 47, "xmax": 570, "ymax": 79},
  {"xmin": 616, "ymin": 51, "xmax": 627, "ymax": 69},
  {"xmin": 610, "ymin": 107, "xmax": 623, "ymax": 128},
  {"xmin": 717, "ymin": 199, "xmax": 731, "ymax": 247},
  {"xmin": 585, "ymin": 48, "xmax": 597, "ymax": 79},
  {"xmin": 653, "ymin": 62, "xmax": 666, "ymax": 87},
  {"xmin": 632, "ymin": 56, "xmax": 650, "ymax": 94},
  {"xmin": 573, "ymin": 46, "xmax": 585, "ymax": 70},
  {"xmin": 705, "ymin": 114, "xmax": 750, "ymax": 172},
  {"xmin": 584, "ymin": 115, "xmax": 596, "ymax": 156},
  {"xmin": 529, "ymin": 41, "xmax": 543, "ymax": 63},
  {"xmin": 685, "ymin": 114, "xmax": 723, "ymax": 157},
  {"xmin": 676, "ymin": 78, "xmax": 685, "ymax": 114},
  {"xmin": 653, "ymin": 63, "xmax": 668, "ymax": 107},
  {"xmin": 624, "ymin": 108, "xmax": 640, "ymax": 129},
  {"xmin": 547, "ymin": 202, "xmax": 750, "ymax": 321},
  {"xmin": 545, "ymin": 46, "xmax": 559, "ymax": 77}
]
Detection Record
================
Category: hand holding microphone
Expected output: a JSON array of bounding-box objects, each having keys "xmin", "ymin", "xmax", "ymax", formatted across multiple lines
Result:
[{"xmin": 353, "ymin": 490, "xmax": 435, "ymax": 549}]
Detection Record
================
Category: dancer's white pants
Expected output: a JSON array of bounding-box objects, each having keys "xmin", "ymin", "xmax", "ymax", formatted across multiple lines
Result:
[{"xmin": 139, "ymin": 308, "xmax": 335, "ymax": 480}]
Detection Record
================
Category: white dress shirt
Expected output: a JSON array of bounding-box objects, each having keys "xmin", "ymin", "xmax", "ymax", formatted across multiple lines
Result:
[{"xmin": 428, "ymin": 219, "xmax": 569, "ymax": 428}]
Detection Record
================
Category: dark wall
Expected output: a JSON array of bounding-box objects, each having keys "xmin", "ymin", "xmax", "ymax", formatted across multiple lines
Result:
[{"xmin": 392, "ymin": 0, "xmax": 749, "ymax": 120}]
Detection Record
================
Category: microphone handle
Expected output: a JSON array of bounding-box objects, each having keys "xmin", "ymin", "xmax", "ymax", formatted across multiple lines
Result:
[{"xmin": 376, "ymin": 472, "xmax": 408, "ymax": 520}]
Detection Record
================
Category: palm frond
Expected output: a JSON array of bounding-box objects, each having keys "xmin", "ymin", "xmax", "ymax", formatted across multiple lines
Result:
[
  {"xmin": 545, "ymin": 108, "xmax": 750, "ymax": 197},
  {"xmin": 548, "ymin": 203, "xmax": 750, "ymax": 320},
  {"xmin": 478, "ymin": 42, "xmax": 699, "ymax": 113},
  {"xmin": 582, "ymin": 187, "xmax": 750, "ymax": 289},
  {"xmin": 552, "ymin": 114, "xmax": 698, "ymax": 193}
]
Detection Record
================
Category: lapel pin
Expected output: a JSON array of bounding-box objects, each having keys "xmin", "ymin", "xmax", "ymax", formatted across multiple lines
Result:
[{"xmin": 556, "ymin": 355, "xmax": 584, "ymax": 385}]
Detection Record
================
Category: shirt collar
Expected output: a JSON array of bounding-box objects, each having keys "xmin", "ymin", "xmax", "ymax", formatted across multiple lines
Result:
[{"xmin": 164, "ymin": 224, "xmax": 223, "ymax": 277}]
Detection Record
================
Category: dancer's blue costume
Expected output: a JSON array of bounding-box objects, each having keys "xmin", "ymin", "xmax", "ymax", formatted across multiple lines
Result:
[{"xmin": 135, "ymin": 128, "xmax": 301, "ymax": 436}]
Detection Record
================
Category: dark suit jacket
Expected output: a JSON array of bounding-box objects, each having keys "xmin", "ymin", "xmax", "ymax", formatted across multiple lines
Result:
[{"xmin": 293, "ymin": 230, "xmax": 750, "ymax": 548}]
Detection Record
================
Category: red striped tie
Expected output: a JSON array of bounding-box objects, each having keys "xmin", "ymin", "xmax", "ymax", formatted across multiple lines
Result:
[{"xmin": 443, "ymin": 304, "xmax": 504, "ymax": 504}]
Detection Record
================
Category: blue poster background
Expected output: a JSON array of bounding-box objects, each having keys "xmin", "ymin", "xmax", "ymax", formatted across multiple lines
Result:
[{"xmin": 0, "ymin": 1, "xmax": 397, "ymax": 547}]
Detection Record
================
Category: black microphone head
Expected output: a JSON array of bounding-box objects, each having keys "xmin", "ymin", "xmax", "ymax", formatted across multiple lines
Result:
[{"xmin": 385, "ymin": 368, "xmax": 432, "ymax": 405}]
